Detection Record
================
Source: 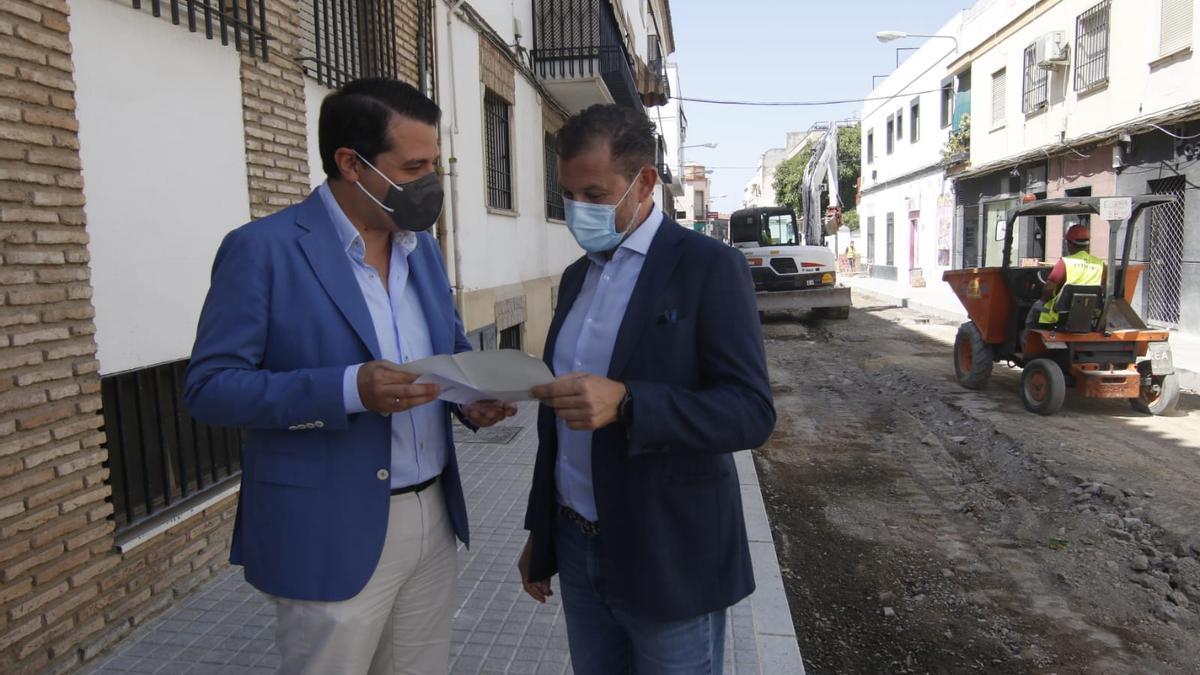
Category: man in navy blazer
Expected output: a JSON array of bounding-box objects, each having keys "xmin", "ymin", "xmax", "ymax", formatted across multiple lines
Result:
[
  {"xmin": 185, "ymin": 79, "xmax": 513, "ymax": 673},
  {"xmin": 519, "ymin": 105, "xmax": 776, "ymax": 674}
]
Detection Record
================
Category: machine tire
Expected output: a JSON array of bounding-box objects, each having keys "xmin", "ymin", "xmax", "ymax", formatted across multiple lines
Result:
[
  {"xmin": 954, "ymin": 322, "xmax": 993, "ymax": 390},
  {"xmin": 1130, "ymin": 363, "xmax": 1180, "ymax": 416},
  {"xmin": 816, "ymin": 306, "xmax": 850, "ymax": 320},
  {"xmin": 1021, "ymin": 359, "xmax": 1067, "ymax": 416}
]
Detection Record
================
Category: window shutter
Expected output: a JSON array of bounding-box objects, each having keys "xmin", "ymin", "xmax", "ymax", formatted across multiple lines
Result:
[
  {"xmin": 1161, "ymin": 0, "xmax": 1194, "ymax": 56},
  {"xmin": 992, "ymin": 69, "xmax": 1007, "ymax": 126}
]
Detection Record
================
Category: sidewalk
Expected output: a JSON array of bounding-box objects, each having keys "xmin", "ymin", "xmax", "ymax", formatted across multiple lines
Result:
[
  {"xmin": 842, "ymin": 274, "xmax": 1200, "ymax": 392},
  {"xmin": 83, "ymin": 404, "xmax": 805, "ymax": 675}
]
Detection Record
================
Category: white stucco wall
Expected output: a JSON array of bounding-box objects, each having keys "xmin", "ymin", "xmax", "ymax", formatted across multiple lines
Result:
[
  {"xmin": 71, "ymin": 0, "xmax": 251, "ymax": 375},
  {"xmin": 858, "ymin": 173, "xmax": 956, "ymax": 284},
  {"xmin": 969, "ymin": 0, "xmax": 1200, "ymax": 167},
  {"xmin": 860, "ymin": 12, "xmax": 963, "ymax": 193},
  {"xmin": 857, "ymin": 10, "xmax": 968, "ymax": 284},
  {"xmin": 435, "ymin": 2, "xmax": 581, "ymax": 293}
]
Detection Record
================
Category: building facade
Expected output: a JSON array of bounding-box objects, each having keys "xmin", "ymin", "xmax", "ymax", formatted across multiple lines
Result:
[
  {"xmin": 857, "ymin": 12, "xmax": 964, "ymax": 287},
  {"xmin": 675, "ymin": 163, "xmax": 711, "ymax": 230},
  {"xmin": 947, "ymin": 0, "xmax": 1200, "ymax": 333}
]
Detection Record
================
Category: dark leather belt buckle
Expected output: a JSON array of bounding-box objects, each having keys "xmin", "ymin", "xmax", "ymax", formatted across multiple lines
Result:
[
  {"xmin": 558, "ymin": 505, "xmax": 600, "ymax": 536},
  {"xmin": 390, "ymin": 475, "xmax": 438, "ymax": 497}
]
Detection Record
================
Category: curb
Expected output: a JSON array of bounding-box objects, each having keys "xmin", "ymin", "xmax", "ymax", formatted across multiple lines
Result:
[
  {"xmin": 849, "ymin": 285, "xmax": 966, "ymax": 325},
  {"xmin": 735, "ymin": 450, "xmax": 807, "ymax": 675}
]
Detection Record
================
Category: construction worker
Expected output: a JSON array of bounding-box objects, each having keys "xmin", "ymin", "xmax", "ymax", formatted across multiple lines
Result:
[
  {"xmin": 1024, "ymin": 223, "xmax": 1105, "ymax": 339},
  {"xmin": 845, "ymin": 242, "xmax": 858, "ymax": 273}
]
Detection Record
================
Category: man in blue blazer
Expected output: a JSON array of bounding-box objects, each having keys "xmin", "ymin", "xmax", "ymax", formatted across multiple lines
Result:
[
  {"xmin": 184, "ymin": 79, "xmax": 513, "ymax": 674},
  {"xmin": 520, "ymin": 105, "xmax": 776, "ymax": 674}
]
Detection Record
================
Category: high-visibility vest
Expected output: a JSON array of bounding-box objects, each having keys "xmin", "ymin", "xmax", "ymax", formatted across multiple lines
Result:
[{"xmin": 1040, "ymin": 251, "xmax": 1105, "ymax": 324}]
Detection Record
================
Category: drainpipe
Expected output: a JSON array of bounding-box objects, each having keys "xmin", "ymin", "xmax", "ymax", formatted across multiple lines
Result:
[{"xmin": 442, "ymin": 0, "xmax": 466, "ymax": 311}]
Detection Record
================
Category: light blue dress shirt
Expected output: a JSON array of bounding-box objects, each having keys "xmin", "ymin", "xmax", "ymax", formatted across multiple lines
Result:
[
  {"xmin": 553, "ymin": 205, "xmax": 664, "ymax": 522},
  {"xmin": 318, "ymin": 183, "xmax": 448, "ymax": 490}
]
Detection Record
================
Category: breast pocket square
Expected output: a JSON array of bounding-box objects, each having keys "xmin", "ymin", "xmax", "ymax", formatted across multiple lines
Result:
[{"xmin": 656, "ymin": 309, "xmax": 680, "ymax": 325}]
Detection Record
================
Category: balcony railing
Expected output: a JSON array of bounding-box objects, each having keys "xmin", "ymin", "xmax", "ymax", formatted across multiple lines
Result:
[{"xmin": 531, "ymin": 0, "xmax": 642, "ymax": 110}]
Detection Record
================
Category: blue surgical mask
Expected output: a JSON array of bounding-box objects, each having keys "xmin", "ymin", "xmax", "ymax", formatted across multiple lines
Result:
[{"xmin": 563, "ymin": 175, "xmax": 642, "ymax": 253}]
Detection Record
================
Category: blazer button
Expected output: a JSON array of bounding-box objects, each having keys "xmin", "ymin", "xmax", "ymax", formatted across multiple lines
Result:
[
  {"xmin": 305, "ymin": 423, "xmax": 316, "ymax": 430},
  {"xmin": 314, "ymin": 421, "xmax": 325, "ymax": 428},
  {"xmin": 377, "ymin": 469, "xmax": 390, "ymax": 481},
  {"xmin": 287, "ymin": 425, "xmax": 298, "ymax": 431}
]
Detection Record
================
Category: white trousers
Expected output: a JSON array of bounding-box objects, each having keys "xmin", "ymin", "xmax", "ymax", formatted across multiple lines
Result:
[{"xmin": 271, "ymin": 479, "xmax": 458, "ymax": 675}]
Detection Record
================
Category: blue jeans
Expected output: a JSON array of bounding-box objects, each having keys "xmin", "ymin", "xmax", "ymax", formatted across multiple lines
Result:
[{"xmin": 554, "ymin": 515, "xmax": 726, "ymax": 675}]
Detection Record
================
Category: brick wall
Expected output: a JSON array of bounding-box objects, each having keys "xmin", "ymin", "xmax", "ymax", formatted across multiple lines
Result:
[
  {"xmin": 480, "ymin": 33, "xmax": 516, "ymax": 104},
  {"xmin": 0, "ymin": 0, "xmax": 111, "ymax": 670},
  {"xmin": 495, "ymin": 295, "xmax": 527, "ymax": 332},
  {"xmin": 391, "ymin": 0, "xmax": 424, "ymax": 86},
  {"xmin": 241, "ymin": 1, "xmax": 311, "ymax": 220},
  {"xmin": 543, "ymin": 104, "xmax": 566, "ymax": 135}
]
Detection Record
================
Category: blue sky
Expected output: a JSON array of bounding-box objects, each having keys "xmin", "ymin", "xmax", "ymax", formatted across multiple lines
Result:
[{"xmin": 670, "ymin": 0, "xmax": 972, "ymax": 213}]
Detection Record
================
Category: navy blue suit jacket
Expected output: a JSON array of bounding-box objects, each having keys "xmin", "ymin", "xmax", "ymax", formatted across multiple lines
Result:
[
  {"xmin": 183, "ymin": 191, "xmax": 471, "ymax": 602},
  {"xmin": 524, "ymin": 217, "xmax": 776, "ymax": 622}
]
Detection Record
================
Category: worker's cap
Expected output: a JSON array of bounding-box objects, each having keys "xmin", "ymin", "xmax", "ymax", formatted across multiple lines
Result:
[{"xmin": 1066, "ymin": 224, "xmax": 1090, "ymax": 244}]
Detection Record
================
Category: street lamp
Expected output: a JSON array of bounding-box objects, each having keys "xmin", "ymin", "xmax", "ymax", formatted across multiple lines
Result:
[
  {"xmin": 682, "ymin": 142, "xmax": 718, "ymax": 149},
  {"xmin": 875, "ymin": 30, "xmax": 959, "ymax": 51}
]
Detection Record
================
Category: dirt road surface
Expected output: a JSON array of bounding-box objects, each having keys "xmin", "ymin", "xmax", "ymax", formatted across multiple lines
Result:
[{"xmin": 755, "ymin": 298, "xmax": 1200, "ymax": 674}]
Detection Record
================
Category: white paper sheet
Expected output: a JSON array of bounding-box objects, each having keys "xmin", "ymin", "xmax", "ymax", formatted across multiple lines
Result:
[{"xmin": 395, "ymin": 349, "xmax": 555, "ymax": 404}]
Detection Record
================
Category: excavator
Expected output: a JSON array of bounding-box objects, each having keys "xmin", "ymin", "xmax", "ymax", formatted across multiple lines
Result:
[{"xmin": 732, "ymin": 123, "xmax": 852, "ymax": 319}]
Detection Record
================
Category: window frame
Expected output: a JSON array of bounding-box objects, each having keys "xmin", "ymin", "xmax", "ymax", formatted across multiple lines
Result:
[
  {"xmin": 484, "ymin": 88, "xmax": 515, "ymax": 212},
  {"xmin": 909, "ymin": 98, "xmax": 920, "ymax": 143},
  {"xmin": 991, "ymin": 67, "xmax": 1008, "ymax": 129},
  {"xmin": 544, "ymin": 131, "xmax": 565, "ymax": 221},
  {"xmin": 1159, "ymin": 0, "xmax": 1195, "ymax": 58},
  {"xmin": 1022, "ymin": 41, "xmax": 1049, "ymax": 114},
  {"xmin": 1074, "ymin": 0, "xmax": 1111, "ymax": 92}
]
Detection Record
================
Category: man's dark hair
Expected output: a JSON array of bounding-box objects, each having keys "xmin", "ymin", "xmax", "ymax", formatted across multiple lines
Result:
[
  {"xmin": 319, "ymin": 78, "xmax": 441, "ymax": 180},
  {"xmin": 557, "ymin": 104, "xmax": 657, "ymax": 179}
]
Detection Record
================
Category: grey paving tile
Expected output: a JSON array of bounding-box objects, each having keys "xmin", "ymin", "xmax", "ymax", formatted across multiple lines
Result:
[
  {"xmin": 84, "ymin": 404, "xmax": 801, "ymax": 674},
  {"xmin": 452, "ymin": 655, "xmax": 483, "ymax": 673}
]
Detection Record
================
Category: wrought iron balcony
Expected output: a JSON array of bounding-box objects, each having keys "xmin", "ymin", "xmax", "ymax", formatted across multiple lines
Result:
[{"xmin": 531, "ymin": 0, "xmax": 642, "ymax": 112}]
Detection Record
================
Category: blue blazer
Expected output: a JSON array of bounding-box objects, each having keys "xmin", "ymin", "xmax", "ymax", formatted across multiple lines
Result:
[
  {"xmin": 184, "ymin": 191, "xmax": 471, "ymax": 602},
  {"xmin": 524, "ymin": 217, "xmax": 776, "ymax": 622}
]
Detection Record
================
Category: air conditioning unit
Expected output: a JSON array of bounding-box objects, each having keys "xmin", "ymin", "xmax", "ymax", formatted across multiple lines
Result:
[{"xmin": 1037, "ymin": 31, "xmax": 1069, "ymax": 70}]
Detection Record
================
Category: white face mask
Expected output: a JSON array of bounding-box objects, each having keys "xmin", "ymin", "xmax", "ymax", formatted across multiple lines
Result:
[{"xmin": 562, "ymin": 171, "xmax": 644, "ymax": 253}]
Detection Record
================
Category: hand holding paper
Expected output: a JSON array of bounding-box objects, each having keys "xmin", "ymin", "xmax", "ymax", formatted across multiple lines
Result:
[{"xmin": 394, "ymin": 349, "xmax": 556, "ymax": 405}]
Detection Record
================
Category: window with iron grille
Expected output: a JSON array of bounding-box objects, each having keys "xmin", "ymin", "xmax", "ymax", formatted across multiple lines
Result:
[
  {"xmin": 485, "ymin": 89, "xmax": 514, "ymax": 211},
  {"xmin": 866, "ymin": 130, "xmax": 874, "ymax": 164},
  {"xmin": 126, "ymin": 0, "xmax": 271, "ymax": 60},
  {"xmin": 1159, "ymin": 0, "xmax": 1194, "ymax": 57},
  {"xmin": 896, "ymin": 109, "xmax": 903, "ymax": 141},
  {"xmin": 1022, "ymin": 42, "xmax": 1049, "ymax": 113},
  {"xmin": 866, "ymin": 216, "xmax": 876, "ymax": 262},
  {"xmin": 1075, "ymin": 1, "xmax": 1110, "ymax": 91},
  {"xmin": 545, "ymin": 132, "xmax": 565, "ymax": 220},
  {"xmin": 499, "ymin": 324, "xmax": 523, "ymax": 350},
  {"xmin": 1146, "ymin": 176, "xmax": 1185, "ymax": 325},
  {"xmin": 910, "ymin": 99, "xmax": 920, "ymax": 142},
  {"xmin": 886, "ymin": 116, "xmax": 895, "ymax": 154},
  {"xmin": 886, "ymin": 212, "xmax": 895, "ymax": 266},
  {"xmin": 297, "ymin": 0, "xmax": 400, "ymax": 88},
  {"xmin": 101, "ymin": 361, "xmax": 243, "ymax": 531}
]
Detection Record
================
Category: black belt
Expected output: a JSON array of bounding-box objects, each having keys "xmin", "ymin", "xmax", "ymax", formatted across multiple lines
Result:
[
  {"xmin": 558, "ymin": 504, "xmax": 600, "ymax": 536},
  {"xmin": 390, "ymin": 475, "xmax": 438, "ymax": 497}
]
